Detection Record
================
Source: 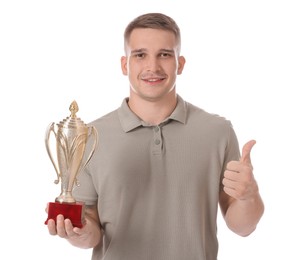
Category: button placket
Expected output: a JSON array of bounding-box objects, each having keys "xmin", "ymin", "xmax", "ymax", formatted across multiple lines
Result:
[{"xmin": 152, "ymin": 125, "xmax": 162, "ymax": 155}]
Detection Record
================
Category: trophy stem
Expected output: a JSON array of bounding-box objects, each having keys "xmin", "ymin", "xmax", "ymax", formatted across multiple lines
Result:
[{"xmin": 55, "ymin": 191, "xmax": 76, "ymax": 204}]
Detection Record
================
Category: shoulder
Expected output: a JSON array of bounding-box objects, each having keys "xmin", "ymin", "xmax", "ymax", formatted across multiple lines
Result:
[
  {"xmin": 88, "ymin": 108, "xmax": 119, "ymax": 130},
  {"xmin": 185, "ymin": 100, "xmax": 233, "ymax": 129}
]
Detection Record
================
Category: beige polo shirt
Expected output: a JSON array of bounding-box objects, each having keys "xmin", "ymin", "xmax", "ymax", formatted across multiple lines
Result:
[{"xmin": 74, "ymin": 95, "xmax": 240, "ymax": 260}]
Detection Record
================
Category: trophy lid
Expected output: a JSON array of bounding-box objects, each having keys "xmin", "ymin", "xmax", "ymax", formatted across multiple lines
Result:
[{"xmin": 57, "ymin": 101, "xmax": 87, "ymax": 129}]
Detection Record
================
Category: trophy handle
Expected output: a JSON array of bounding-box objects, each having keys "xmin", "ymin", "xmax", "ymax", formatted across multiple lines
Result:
[
  {"xmin": 74, "ymin": 126, "xmax": 99, "ymax": 187},
  {"xmin": 83, "ymin": 126, "xmax": 99, "ymax": 168},
  {"xmin": 45, "ymin": 122, "xmax": 60, "ymax": 184}
]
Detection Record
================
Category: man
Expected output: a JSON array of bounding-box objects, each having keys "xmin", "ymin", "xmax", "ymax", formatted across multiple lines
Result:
[{"xmin": 47, "ymin": 13, "xmax": 264, "ymax": 260}]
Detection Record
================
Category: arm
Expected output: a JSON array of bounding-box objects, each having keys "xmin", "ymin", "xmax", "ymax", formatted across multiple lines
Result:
[
  {"xmin": 219, "ymin": 140, "xmax": 264, "ymax": 237},
  {"xmin": 47, "ymin": 204, "xmax": 103, "ymax": 249}
]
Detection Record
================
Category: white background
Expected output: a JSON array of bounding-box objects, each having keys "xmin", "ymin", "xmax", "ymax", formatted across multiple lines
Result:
[{"xmin": 1, "ymin": 0, "xmax": 300, "ymax": 259}]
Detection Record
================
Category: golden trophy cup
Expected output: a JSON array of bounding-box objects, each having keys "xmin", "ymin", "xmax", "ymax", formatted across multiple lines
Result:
[{"xmin": 44, "ymin": 101, "xmax": 98, "ymax": 228}]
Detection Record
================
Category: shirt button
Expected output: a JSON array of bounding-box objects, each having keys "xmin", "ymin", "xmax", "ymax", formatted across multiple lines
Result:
[
  {"xmin": 155, "ymin": 139, "xmax": 161, "ymax": 145},
  {"xmin": 154, "ymin": 126, "xmax": 160, "ymax": 132}
]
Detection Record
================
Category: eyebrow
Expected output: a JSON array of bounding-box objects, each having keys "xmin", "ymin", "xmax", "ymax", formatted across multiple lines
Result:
[
  {"xmin": 131, "ymin": 48, "xmax": 175, "ymax": 55},
  {"xmin": 131, "ymin": 48, "xmax": 147, "ymax": 55}
]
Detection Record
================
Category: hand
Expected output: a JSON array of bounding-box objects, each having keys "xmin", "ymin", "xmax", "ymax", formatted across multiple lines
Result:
[
  {"xmin": 222, "ymin": 140, "xmax": 259, "ymax": 200},
  {"xmin": 45, "ymin": 204, "xmax": 79, "ymax": 239},
  {"xmin": 47, "ymin": 214, "xmax": 79, "ymax": 238},
  {"xmin": 47, "ymin": 214, "xmax": 101, "ymax": 249}
]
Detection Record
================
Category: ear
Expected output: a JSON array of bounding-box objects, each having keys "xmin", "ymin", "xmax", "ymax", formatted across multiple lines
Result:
[
  {"xmin": 177, "ymin": 56, "xmax": 186, "ymax": 75},
  {"xmin": 121, "ymin": 56, "xmax": 128, "ymax": 75}
]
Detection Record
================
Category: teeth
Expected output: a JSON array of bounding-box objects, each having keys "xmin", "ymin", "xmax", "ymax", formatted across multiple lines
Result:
[{"xmin": 147, "ymin": 79, "xmax": 159, "ymax": 81}]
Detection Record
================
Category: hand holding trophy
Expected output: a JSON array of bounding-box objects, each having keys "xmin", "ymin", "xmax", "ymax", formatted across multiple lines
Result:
[{"xmin": 44, "ymin": 101, "xmax": 98, "ymax": 228}]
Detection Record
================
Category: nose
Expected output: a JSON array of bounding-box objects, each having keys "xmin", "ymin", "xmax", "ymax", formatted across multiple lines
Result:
[{"xmin": 145, "ymin": 56, "xmax": 161, "ymax": 72}]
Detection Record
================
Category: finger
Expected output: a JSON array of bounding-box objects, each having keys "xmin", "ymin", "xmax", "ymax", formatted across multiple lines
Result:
[
  {"xmin": 223, "ymin": 186, "xmax": 238, "ymax": 199},
  {"xmin": 64, "ymin": 218, "xmax": 77, "ymax": 237},
  {"xmin": 47, "ymin": 219, "xmax": 57, "ymax": 236},
  {"xmin": 240, "ymin": 139, "xmax": 256, "ymax": 164},
  {"xmin": 224, "ymin": 168, "xmax": 240, "ymax": 181},
  {"xmin": 222, "ymin": 175, "xmax": 237, "ymax": 189},
  {"xmin": 56, "ymin": 214, "xmax": 68, "ymax": 238}
]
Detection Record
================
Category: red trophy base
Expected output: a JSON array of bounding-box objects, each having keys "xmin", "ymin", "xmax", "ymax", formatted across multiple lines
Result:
[{"xmin": 45, "ymin": 201, "xmax": 85, "ymax": 228}]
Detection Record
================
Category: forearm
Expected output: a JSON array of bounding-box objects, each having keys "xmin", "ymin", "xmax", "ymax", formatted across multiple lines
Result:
[{"xmin": 224, "ymin": 192, "xmax": 264, "ymax": 237}]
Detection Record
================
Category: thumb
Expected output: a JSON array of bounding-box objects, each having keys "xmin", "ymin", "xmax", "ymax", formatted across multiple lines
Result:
[{"xmin": 240, "ymin": 139, "xmax": 256, "ymax": 164}]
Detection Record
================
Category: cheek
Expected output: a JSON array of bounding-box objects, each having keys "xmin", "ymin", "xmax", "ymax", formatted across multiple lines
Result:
[
  {"xmin": 170, "ymin": 65, "xmax": 180, "ymax": 77},
  {"xmin": 128, "ymin": 63, "xmax": 141, "ymax": 78},
  {"xmin": 166, "ymin": 60, "xmax": 179, "ymax": 74}
]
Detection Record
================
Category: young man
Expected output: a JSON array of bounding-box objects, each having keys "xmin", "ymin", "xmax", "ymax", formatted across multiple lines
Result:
[{"xmin": 47, "ymin": 13, "xmax": 264, "ymax": 260}]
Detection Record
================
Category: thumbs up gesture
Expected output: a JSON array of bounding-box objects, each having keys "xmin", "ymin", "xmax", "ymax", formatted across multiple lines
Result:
[{"xmin": 223, "ymin": 140, "xmax": 259, "ymax": 200}]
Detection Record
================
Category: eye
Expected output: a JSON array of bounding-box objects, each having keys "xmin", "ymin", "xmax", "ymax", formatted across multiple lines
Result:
[
  {"xmin": 160, "ymin": 52, "xmax": 172, "ymax": 58},
  {"xmin": 135, "ymin": 53, "xmax": 145, "ymax": 58}
]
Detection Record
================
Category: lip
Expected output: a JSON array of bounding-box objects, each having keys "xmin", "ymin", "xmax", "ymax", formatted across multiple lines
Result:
[{"xmin": 142, "ymin": 77, "xmax": 165, "ymax": 84}]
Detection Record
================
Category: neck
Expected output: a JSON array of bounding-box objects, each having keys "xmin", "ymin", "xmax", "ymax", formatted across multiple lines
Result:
[{"xmin": 128, "ymin": 92, "xmax": 178, "ymax": 125}]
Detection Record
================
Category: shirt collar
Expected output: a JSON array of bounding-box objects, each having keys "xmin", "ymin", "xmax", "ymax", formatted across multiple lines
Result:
[{"xmin": 118, "ymin": 95, "xmax": 187, "ymax": 133}]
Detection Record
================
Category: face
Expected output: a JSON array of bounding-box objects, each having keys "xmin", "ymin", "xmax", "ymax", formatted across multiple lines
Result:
[{"xmin": 121, "ymin": 28, "xmax": 185, "ymax": 102}]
